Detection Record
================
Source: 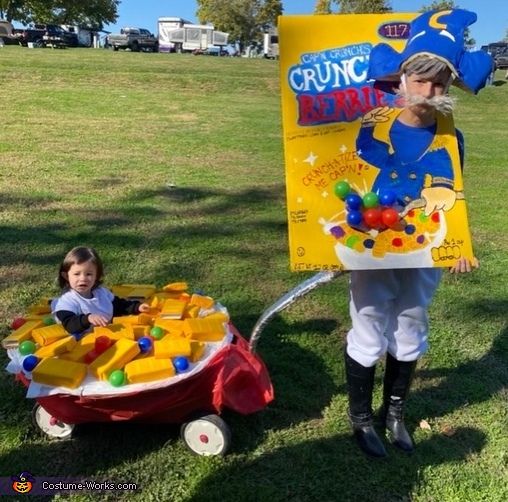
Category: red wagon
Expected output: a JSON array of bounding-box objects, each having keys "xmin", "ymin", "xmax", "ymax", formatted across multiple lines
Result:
[{"xmin": 15, "ymin": 325, "xmax": 273, "ymax": 456}]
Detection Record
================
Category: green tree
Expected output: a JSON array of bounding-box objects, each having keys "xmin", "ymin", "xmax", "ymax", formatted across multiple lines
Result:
[
  {"xmin": 335, "ymin": 0, "xmax": 392, "ymax": 14},
  {"xmin": 0, "ymin": 0, "xmax": 118, "ymax": 28},
  {"xmin": 420, "ymin": 0, "xmax": 456, "ymax": 11},
  {"xmin": 0, "ymin": 0, "xmax": 28, "ymax": 22},
  {"xmin": 196, "ymin": 0, "xmax": 282, "ymax": 49},
  {"xmin": 314, "ymin": 0, "xmax": 332, "ymax": 14}
]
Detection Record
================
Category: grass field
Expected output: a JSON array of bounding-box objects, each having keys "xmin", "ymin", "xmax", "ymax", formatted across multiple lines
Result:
[{"xmin": 0, "ymin": 46, "xmax": 507, "ymax": 501}]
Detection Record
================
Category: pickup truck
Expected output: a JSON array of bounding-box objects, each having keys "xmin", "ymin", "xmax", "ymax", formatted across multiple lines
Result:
[
  {"xmin": 15, "ymin": 24, "xmax": 78, "ymax": 48},
  {"xmin": 107, "ymin": 27, "xmax": 158, "ymax": 52},
  {"xmin": 495, "ymin": 49, "xmax": 508, "ymax": 69}
]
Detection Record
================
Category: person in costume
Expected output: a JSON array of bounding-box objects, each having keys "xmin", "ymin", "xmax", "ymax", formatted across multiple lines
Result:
[
  {"xmin": 344, "ymin": 9, "xmax": 493, "ymax": 458},
  {"xmin": 52, "ymin": 246, "xmax": 150, "ymax": 335}
]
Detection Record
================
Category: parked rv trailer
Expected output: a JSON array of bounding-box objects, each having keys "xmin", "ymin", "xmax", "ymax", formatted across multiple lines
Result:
[
  {"xmin": 167, "ymin": 23, "xmax": 228, "ymax": 53},
  {"xmin": 60, "ymin": 25, "xmax": 93, "ymax": 47},
  {"xmin": 157, "ymin": 17, "xmax": 192, "ymax": 53},
  {"xmin": 263, "ymin": 29, "xmax": 279, "ymax": 59}
]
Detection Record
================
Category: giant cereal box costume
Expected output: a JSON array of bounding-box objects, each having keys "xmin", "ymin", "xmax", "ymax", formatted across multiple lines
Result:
[{"xmin": 279, "ymin": 11, "xmax": 492, "ymax": 271}]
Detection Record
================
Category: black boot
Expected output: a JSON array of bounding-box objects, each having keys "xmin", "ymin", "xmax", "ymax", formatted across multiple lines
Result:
[
  {"xmin": 380, "ymin": 353, "xmax": 417, "ymax": 453},
  {"xmin": 345, "ymin": 351, "xmax": 387, "ymax": 458}
]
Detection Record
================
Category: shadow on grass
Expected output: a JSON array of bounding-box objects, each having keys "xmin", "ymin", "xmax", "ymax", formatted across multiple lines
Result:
[
  {"xmin": 190, "ymin": 427, "xmax": 486, "ymax": 501},
  {"xmin": 412, "ymin": 324, "xmax": 508, "ymax": 421},
  {"xmin": 0, "ymin": 184, "xmax": 287, "ymax": 289},
  {"xmin": 0, "ymin": 422, "xmax": 181, "ymax": 479},
  {"xmin": 224, "ymin": 314, "xmax": 343, "ymax": 454}
]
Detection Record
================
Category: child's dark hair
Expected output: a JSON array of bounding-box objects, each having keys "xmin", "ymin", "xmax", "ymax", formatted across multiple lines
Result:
[{"xmin": 58, "ymin": 247, "xmax": 104, "ymax": 289}]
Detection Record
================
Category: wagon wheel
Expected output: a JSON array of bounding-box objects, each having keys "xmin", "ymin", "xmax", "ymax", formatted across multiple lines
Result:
[
  {"xmin": 32, "ymin": 404, "xmax": 75, "ymax": 439},
  {"xmin": 180, "ymin": 414, "xmax": 231, "ymax": 456}
]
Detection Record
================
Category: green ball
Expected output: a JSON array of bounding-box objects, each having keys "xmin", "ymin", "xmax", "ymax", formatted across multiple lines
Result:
[
  {"xmin": 150, "ymin": 326, "xmax": 164, "ymax": 339},
  {"xmin": 19, "ymin": 340, "xmax": 36, "ymax": 356},
  {"xmin": 43, "ymin": 316, "xmax": 56, "ymax": 326},
  {"xmin": 363, "ymin": 192, "xmax": 379, "ymax": 208},
  {"xmin": 334, "ymin": 180, "xmax": 351, "ymax": 199},
  {"xmin": 109, "ymin": 370, "xmax": 126, "ymax": 387}
]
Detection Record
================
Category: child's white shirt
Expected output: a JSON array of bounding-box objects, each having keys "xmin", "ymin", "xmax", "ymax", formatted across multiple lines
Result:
[{"xmin": 51, "ymin": 286, "xmax": 114, "ymax": 320}]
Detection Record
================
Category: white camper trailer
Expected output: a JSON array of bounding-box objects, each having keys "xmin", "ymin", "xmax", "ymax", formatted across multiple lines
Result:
[
  {"xmin": 165, "ymin": 23, "xmax": 228, "ymax": 53},
  {"xmin": 263, "ymin": 29, "xmax": 279, "ymax": 59},
  {"xmin": 157, "ymin": 17, "xmax": 192, "ymax": 53},
  {"xmin": 60, "ymin": 25, "xmax": 93, "ymax": 47}
]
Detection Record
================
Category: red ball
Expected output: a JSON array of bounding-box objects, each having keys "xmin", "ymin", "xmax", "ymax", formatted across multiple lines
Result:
[
  {"xmin": 382, "ymin": 208, "xmax": 399, "ymax": 227},
  {"xmin": 11, "ymin": 317, "xmax": 26, "ymax": 330},
  {"xmin": 363, "ymin": 208, "xmax": 382, "ymax": 228}
]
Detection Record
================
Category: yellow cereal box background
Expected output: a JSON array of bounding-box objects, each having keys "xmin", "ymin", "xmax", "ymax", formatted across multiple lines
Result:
[{"xmin": 279, "ymin": 14, "xmax": 474, "ymax": 271}]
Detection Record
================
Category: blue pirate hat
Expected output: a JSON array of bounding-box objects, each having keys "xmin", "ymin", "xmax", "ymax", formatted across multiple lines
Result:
[{"xmin": 368, "ymin": 9, "xmax": 493, "ymax": 94}]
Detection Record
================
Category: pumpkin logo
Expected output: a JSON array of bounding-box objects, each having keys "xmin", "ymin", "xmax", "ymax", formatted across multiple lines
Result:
[{"xmin": 11, "ymin": 471, "xmax": 35, "ymax": 494}]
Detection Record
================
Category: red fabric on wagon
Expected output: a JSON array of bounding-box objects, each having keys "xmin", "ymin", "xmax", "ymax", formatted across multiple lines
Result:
[{"xmin": 16, "ymin": 325, "xmax": 273, "ymax": 424}]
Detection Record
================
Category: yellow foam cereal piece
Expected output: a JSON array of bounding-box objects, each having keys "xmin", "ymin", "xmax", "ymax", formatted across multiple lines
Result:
[
  {"xmin": 24, "ymin": 314, "xmax": 47, "ymax": 321},
  {"xmin": 112, "ymin": 315, "xmax": 140, "ymax": 325},
  {"xmin": 112, "ymin": 314, "xmax": 154, "ymax": 326},
  {"xmin": 137, "ymin": 314, "xmax": 154, "ymax": 325},
  {"xmin": 110, "ymin": 284, "xmax": 156, "ymax": 299},
  {"xmin": 189, "ymin": 340, "xmax": 206, "ymax": 362},
  {"xmin": 35, "ymin": 336, "xmax": 76, "ymax": 358},
  {"xmin": 88, "ymin": 338, "xmax": 140, "ymax": 380},
  {"xmin": 1, "ymin": 320, "xmax": 44, "ymax": 349},
  {"xmin": 125, "ymin": 357, "xmax": 175, "ymax": 383},
  {"xmin": 183, "ymin": 318, "xmax": 226, "ymax": 342},
  {"xmin": 27, "ymin": 299, "xmax": 52, "ymax": 315},
  {"xmin": 203, "ymin": 311, "xmax": 230, "ymax": 322},
  {"xmin": 126, "ymin": 287, "xmax": 156, "ymax": 299},
  {"xmin": 184, "ymin": 305, "xmax": 200, "ymax": 319},
  {"xmin": 32, "ymin": 324, "xmax": 69, "ymax": 346},
  {"xmin": 110, "ymin": 285, "xmax": 134, "ymax": 298},
  {"xmin": 60, "ymin": 337, "xmax": 97, "ymax": 363},
  {"xmin": 132, "ymin": 325, "xmax": 150, "ymax": 339},
  {"xmin": 160, "ymin": 299, "xmax": 188, "ymax": 320},
  {"xmin": 162, "ymin": 282, "xmax": 188, "ymax": 293},
  {"xmin": 189, "ymin": 294, "xmax": 215, "ymax": 309},
  {"xmin": 153, "ymin": 319, "xmax": 185, "ymax": 336},
  {"xmin": 92, "ymin": 323, "xmax": 135, "ymax": 340},
  {"xmin": 32, "ymin": 358, "xmax": 87, "ymax": 389},
  {"xmin": 154, "ymin": 338, "xmax": 191, "ymax": 359},
  {"xmin": 149, "ymin": 292, "xmax": 179, "ymax": 308}
]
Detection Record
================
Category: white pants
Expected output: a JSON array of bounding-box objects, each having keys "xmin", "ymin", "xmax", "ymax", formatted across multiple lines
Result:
[{"xmin": 347, "ymin": 268, "xmax": 443, "ymax": 367}]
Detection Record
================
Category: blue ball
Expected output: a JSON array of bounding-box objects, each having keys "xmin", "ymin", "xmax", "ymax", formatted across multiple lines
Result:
[
  {"xmin": 347, "ymin": 210, "xmax": 363, "ymax": 226},
  {"xmin": 345, "ymin": 193, "xmax": 363, "ymax": 211},
  {"xmin": 173, "ymin": 356, "xmax": 189, "ymax": 373},
  {"xmin": 23, "ymin": 355, "xmax": 39, "ymax": 372},
  {"xmin": 138, "ymin": 336, "xmax": 153, "ymax": 353},
  {"xmin": 404, "ymin": 224, "xmax": 416, "ymax": 235},
  {"xmin": 379, "ymin": 190, "xmax": 397, "ymax": 206}
]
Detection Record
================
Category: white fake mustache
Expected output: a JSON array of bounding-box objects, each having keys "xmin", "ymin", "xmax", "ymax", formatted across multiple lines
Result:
[{"xmin": 396, "ymin": 89, "xmax": 456, "ymax": 115}]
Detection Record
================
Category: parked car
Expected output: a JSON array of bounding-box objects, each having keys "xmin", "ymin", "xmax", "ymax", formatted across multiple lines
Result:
[
  {"xmin": 107, "ymin": 27, "xmax": 158, "ymax": 52},
  {"xmin": 16, "ymin": 24, "xmax": 78, "ymax": 48}
]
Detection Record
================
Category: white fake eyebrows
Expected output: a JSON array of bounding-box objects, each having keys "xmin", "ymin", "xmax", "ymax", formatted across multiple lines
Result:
[{"xmin": 408, "ymin": 29, "xmax": 456, "ymax": 44}]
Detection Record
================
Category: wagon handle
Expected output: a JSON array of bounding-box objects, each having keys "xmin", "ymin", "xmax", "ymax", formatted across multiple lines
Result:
[{"xmin": 249, "ymin": 270, "xmax": 343, "ymax": 353}]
